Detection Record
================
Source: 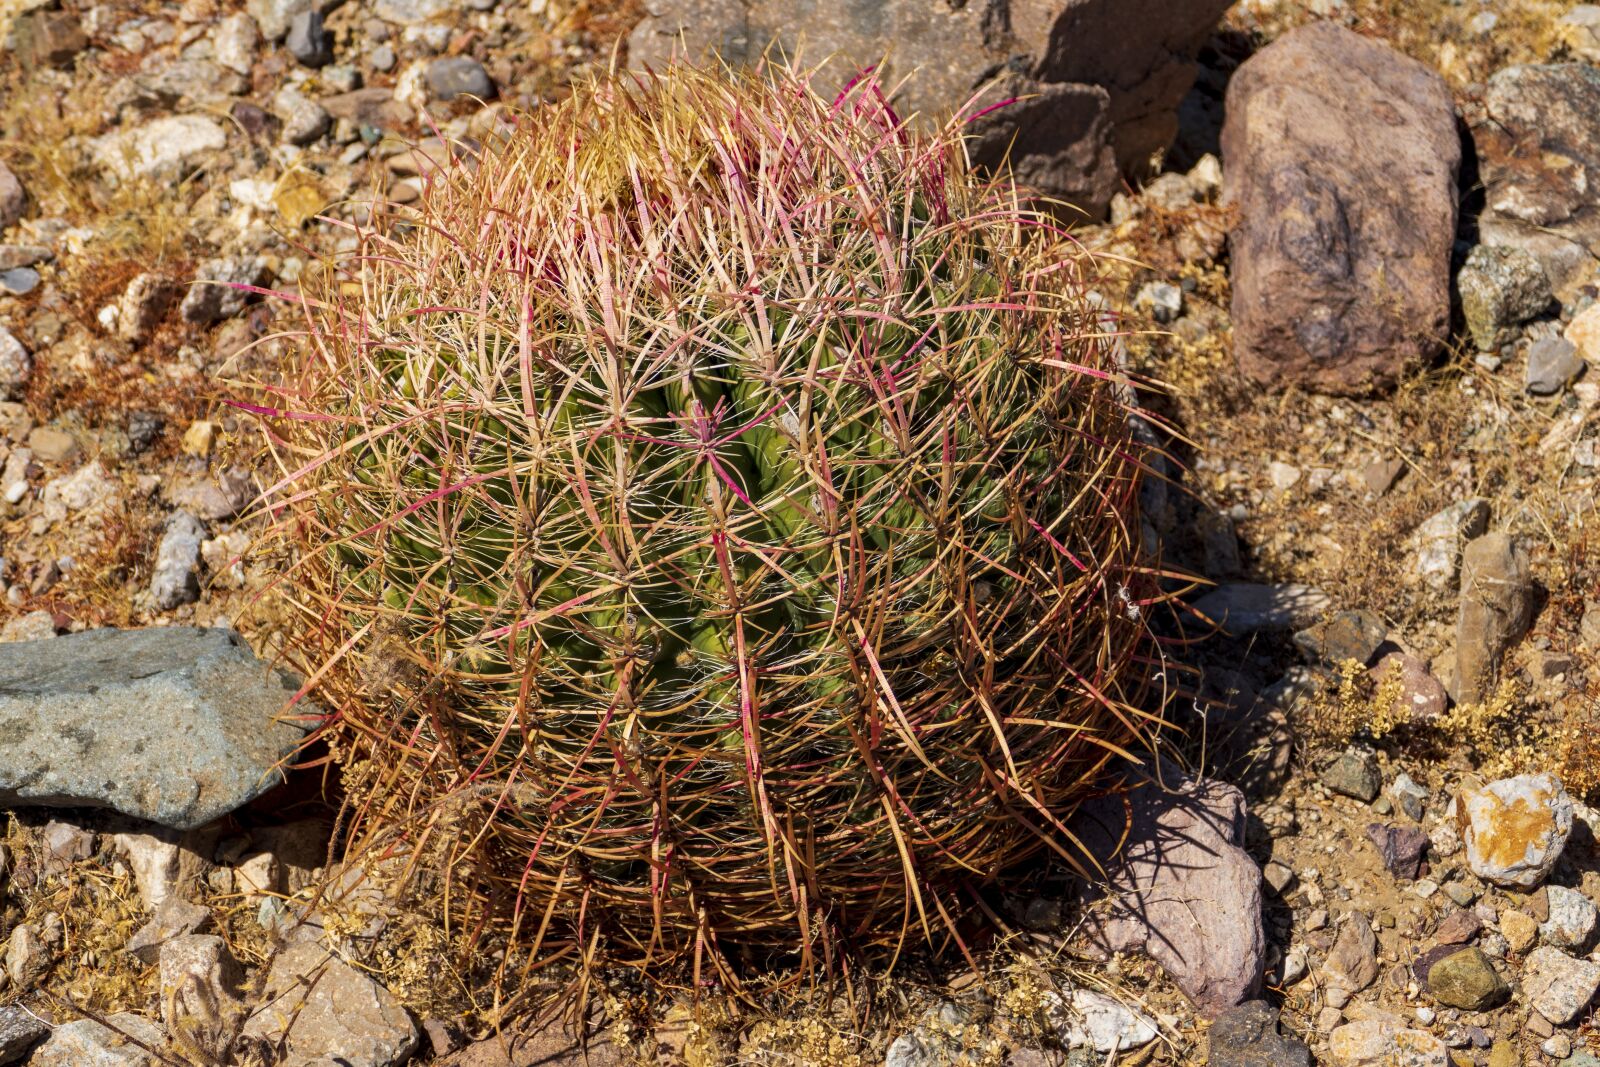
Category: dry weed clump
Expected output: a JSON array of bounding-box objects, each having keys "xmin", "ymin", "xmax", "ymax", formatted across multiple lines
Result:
[
  {"xmin": 32, "ymin": 497, "xmax": 156, "ymax": 629},
  {"xmin": 243, "ymin": 58, "xmax": 1165, "ymax": 1002},
  {"xmin": 739, "ymin": 1013, "xmax": 876, "ymax": 1067},
  {"xmin": 1304, "ymin": 658, "xmax": 1413, "ymax": 746},
  {"xmin": 0, "ymin": 818, "xmax": 147, "ymax": 1021},
  {"xmin": 1297, "ymin": 663, "xmax": 1557, "ymax": 783}
]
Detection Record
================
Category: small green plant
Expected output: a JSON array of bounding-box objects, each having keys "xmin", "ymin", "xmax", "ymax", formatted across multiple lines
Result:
[{"xmin": 246, "ymin": 60, "xmax": 1157, "ymax": 996}]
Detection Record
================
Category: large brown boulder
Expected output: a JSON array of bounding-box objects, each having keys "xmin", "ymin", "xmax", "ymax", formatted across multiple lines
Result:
[
  {"xmin": 1222, "ymin": 22, "xmax": 1460, "ymax": 395},
  {"xmin": 626, "ymin": 0, "xmax": 1233, "ymax": 218}
]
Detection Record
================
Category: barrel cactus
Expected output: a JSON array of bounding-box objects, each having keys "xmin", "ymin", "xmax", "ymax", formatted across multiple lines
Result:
[{"xmin": 251, "ymin": 62, "xmax": 1156, "ymax": 986}]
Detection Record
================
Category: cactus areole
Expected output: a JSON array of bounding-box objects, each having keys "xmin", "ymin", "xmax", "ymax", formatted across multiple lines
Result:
[{"xmin": 253, "ymin": 62, "xmax": 1157, "ymax": 989}]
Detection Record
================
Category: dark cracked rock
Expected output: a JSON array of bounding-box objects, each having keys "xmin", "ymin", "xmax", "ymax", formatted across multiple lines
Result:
[
  {"xmin": 1366, "ymin": 822, "xmax": 1430, "ymax": 880},
  {"xmin": 0, "ymin": 628, "xmax": 314, "ymax": 830},
  {"xmin": 426, "ymin": 57, "xmax": 496, "ymax": 101},
  {"xmin": 1207, "ymin": 1001, "xmax": 1313, "ymax": 1067},
  {"xmin": 1321, "ymin": 745, "xmax": 1381, "ymax": 803},
  {"xmin": 1293, "ymin": 609, "xmax": 1387, "ymax": 666}
]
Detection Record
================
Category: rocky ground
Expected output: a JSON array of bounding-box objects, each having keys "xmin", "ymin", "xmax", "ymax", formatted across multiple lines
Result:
[{"xmin": 3, "ymin": 0, "xmax": 1600, "ymax": 1064}]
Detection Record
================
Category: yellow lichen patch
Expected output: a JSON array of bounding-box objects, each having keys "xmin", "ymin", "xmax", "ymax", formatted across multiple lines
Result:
[
  {"xmin": 1459, "ymin": 781, "xmax": 1564, "ymax": 873},
  {"xmin": 273, "ymin": 170, "xmax": 329, "ymax": 230}
]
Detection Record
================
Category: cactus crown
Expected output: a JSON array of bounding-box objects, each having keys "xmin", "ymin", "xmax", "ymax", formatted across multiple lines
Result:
[{"xmin": 252, "ymin": 60, "xmax": 1156, "ymax": 995}]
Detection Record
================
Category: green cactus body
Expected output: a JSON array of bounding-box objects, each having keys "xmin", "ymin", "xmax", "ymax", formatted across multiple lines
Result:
[{"xmin": 254, "ymin": 62, "xmax": 1155, "ymax": 987}]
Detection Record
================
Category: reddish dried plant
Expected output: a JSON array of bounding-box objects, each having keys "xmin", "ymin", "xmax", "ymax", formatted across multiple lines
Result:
[{"xmin": 247, "ymin": 60, "xmax": 1160, "ymax": 999}]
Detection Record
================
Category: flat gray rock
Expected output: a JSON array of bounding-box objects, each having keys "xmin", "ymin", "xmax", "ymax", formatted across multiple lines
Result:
[
  {"xmin": 241, "ymin": 942, "xmax": 418, "ymax": 1067},
  {"xmin": 28, "ymin": 1013, "xmax": 165, "ymax": 1067},
  {"xmin": 0, "ymin": 628, "xmax": 313, "ymax": 830}
]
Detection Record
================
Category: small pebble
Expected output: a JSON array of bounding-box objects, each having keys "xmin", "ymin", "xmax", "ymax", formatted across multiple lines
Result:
[
  {"xmin": 1391, "ymin": 772, "xmax": 1428, "ymax": 820},
  {"xmin": 321, "ymin": 63, "xmax": 361, "ymax": 92},
  {"xmin": 1526, "ymin": 336, "xmax": 1584, "ymax": 395},
  {"xmin": 1267, "ymin": 460, "xmax": 1302, "ymax": 492},
  {"xmin": 1135, "ymin": 280, "xmax": 1184, "ymax": 324},
  {"xmin": 1262, "ymin": 861, "xmax": 1295, "ymax": 894},
  {"xmin": 0, "ymin": 267, "xmax": 39, "ymax": 295},
  {"xmin": 426, "ymin": 56, "xmax": 495, "ymax": 101},
  {"xmin": 282, "ymin": 98, "xmax": 332, "ymax": 146},
  {"xmin": 286, "ymin": 9, "xmax": 333, "ymax": 67}
]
